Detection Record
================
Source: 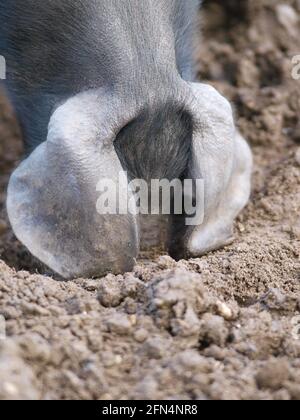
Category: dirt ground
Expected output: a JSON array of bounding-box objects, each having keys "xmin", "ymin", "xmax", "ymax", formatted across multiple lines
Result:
[{"xmin": 0, "ymin": 0, "xmax": 300, "ymax": 400}]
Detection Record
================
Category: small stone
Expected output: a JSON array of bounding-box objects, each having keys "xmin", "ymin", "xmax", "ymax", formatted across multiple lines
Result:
[
  {"xmin": 129, "ymin": 315, "xmax": 137, "ymax": 326},
  {"xmin": 106, "ymin": 313, "xmax": 132, "ymax": 335},
  {"xmin": 276, "ymin": 5, "xmax": 299, "ymax": 36},
  {"xmin": 177, "ymin": 350, "xmax": 205, "ymax": 369},
  {"xmin": 115, "ymin": 355, "xmax": 123, "ymax": 365},
  {"xmin": 134, "ymin": 329, "xmax": 148, "ymax": 343},
  {"xmin": 216, "ymin": 302, "xmax": 233, "ymax": 320},
  {"xmin": 102, "ymin": 352, "xmax": 122, "ymax": 368},
  {"xmin": 98, "ymin": 277, "xmax": 122, "ymax": 308},
  {"xmin": 3, "ymin": 382, "xmax": 18, "ymax": 397},
  {"xmin": 237, "ymin": 222, "xmax": 245, "ymax": 233},
  {"xmin": 143, "ymin": 337, "xmax": 166, "ymax": 359}
]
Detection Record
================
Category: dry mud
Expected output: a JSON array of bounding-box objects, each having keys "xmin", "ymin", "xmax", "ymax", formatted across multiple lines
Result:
[{"xmin": 0, "ymin": 0, "xmax": 300, "ymax": 400}]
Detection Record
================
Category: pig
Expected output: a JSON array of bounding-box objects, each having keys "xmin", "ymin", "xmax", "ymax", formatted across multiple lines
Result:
[{"xmin": 0, "ymin": 0, "xmax": 252, "ymax": 279}]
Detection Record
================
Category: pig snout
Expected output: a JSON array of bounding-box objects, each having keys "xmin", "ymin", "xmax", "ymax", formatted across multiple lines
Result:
[
  {"xmin": 2, "ymin": 1, "xmax": 252, "ymax": 279},
  {"xmin": 6, "ymin": 84, "xmax": 252, "ymax": 279}
]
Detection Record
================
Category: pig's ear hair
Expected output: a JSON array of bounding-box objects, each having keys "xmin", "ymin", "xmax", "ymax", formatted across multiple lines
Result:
[{"xmin": 7, "ymin": 91, "xmax": 139, "ymax": 279}]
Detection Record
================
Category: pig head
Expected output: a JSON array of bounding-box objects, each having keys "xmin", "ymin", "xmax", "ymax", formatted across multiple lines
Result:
[{"xmin": 0, "ymin": 0, "xmax": 252, "ymax": 279}]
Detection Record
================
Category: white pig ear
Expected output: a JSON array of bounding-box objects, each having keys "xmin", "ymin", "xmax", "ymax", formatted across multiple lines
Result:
[{"xmin": 7, "ymin": 92, "xmax": 139, "ymax": 279}]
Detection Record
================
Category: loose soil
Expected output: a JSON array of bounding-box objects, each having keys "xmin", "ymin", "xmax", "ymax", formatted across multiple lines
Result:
[{"xmin": 0, "ymin": 0, "xmax": 299, "ymax": 400}]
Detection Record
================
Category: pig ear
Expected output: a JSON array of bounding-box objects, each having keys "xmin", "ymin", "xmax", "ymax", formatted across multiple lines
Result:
[
  {"xmin": 7, "ymin": 92, "xmax": 139, "ymax": 279},
  {"xmin": 170, "ymin": 83, "xmax": 252, "ymax": 258},
  {"xmin": 187, "ymin": 83, "xmax": 236, "ymax": 216}
]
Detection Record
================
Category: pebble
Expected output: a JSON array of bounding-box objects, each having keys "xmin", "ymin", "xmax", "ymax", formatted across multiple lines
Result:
[
  {"xmin": 143, "ymin": 337, "xmax": 166, "ymax": 359},
  {"xmin": 106, "ymin": 314, "xmax": 132, "ymax": 335},
  {"xmin": 177, "ymin": 350, "xmax": 206, "ymax": 369},
  {"xmin": 2, "ymin": 382, "xmax": 18, "ymax": 397},
  {"xmin": 216, "ymin": 302, "xmax": 233, "ymax": 321},
  {"xmin": 133, "ymin": 329, "xmax": 148, "ymax": 343},
  {"xmin": 237, "ymin": 222, "xmax": 245, "ymax": 233},
  {"xmin": 98, "ymin": 280, "xmax": 122, "ymax": 308},
  {"xmin": 102, "ymin": 352, "xmax": 123, "ymax": 368},
  {"xmin": 276, "ymin": 5, "xmax": 299, "ymax": 36}
]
